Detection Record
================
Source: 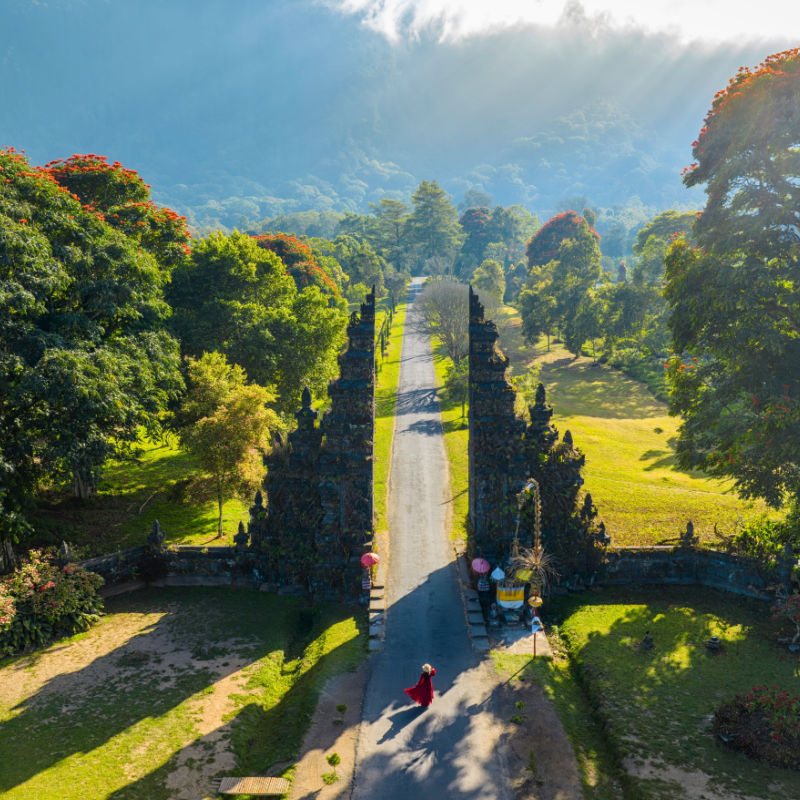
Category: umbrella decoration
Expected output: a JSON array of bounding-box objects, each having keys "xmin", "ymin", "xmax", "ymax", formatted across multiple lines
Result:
[
  {"xmin": 360, "ymin": 552, "xmax": 380, "ymax": 568},
  {"xmin": 471, "ymin": 557, "xmax": 490, "ymax": 574}
]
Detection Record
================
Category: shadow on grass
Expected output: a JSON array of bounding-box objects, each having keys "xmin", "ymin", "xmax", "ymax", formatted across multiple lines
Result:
[
  {"xmin": 105, "ymin": 623, "xmax": 364, "ymax": 800},
  {"xmin": 0, "ymin": 588, "xmax": 363, "ymax": 798},
  {"xmin": 546, "ymin": 586, "xmax": 800, "ymax": 797},
  {"xmin": 29, "ymin": 442, "xmax": 235, "ymax": 554},
  {"xmin": 538, "ymin": 358, "xmax": 666, "ymax": 420}
]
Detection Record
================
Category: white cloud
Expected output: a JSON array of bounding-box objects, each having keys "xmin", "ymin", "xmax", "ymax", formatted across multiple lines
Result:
[{"xmin": 326, "ymin": 0, "xmax": 800, "ymax": 43}]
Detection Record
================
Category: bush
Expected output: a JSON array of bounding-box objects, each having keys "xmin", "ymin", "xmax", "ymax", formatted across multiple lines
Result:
[
  {"xmin": 714, "ymin": 686, "xmax": 800, "ymax": 769},
  {"xmin": 716, "ymin": 507, "xmax": 800, "ymax": 576},
  {"xmin": 0, "ymin": 549, "xmax": 104, "ymax": 656},
  {"xmin": 608, "ymin": 347, "xmax": 669, "ymax": 401}
]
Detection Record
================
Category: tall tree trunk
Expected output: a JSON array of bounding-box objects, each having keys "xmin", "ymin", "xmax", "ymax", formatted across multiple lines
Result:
[
  {"xmin": 216, "ymin": 479, "xmax": 224, "ymax": 539},
  {"xmin": 0, "ymin": 536, "xmax": 16, "ymax": 575},
  {"xmin": 73, "ymin": 469, "xmax": 96, "ymax": 499}
]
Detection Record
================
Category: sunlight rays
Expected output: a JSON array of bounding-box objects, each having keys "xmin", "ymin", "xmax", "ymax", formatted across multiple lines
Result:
[{"xmin": 328, "ymin": 0, "xmax": 800, "ymax": 44}]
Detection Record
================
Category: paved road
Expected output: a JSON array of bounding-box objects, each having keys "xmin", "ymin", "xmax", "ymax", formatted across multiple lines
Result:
[{"xmin": 352, "ymin": 278, "xmax": 513, "ymax": 800}]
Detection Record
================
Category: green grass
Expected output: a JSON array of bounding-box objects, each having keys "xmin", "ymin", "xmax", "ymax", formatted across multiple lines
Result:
[
  {"xmin": 548, "ymin": 586, "xmax": 800, "ymax": 800},
  {"xmin": 530, "ymin": 345, "xmax": 775, "ymax": 546},
  {"xmin": 487, "ymin": 304, "xmax": 776, "ymax": 547},
  {"xmin": 31, "ymin": 435, "xmax": 251, "ymax": 555},
  {"xmin": 492, "ymin": 649, "xmax": 625, "ymax": 799},
  {"xmin": 0, "ymin": 587, "xmax": 365, "ymax": 800},
  {"xmin": 430, "ymin": 341, "xmax": 470, "ymax": 544},
  {"xmin": 374, "ymin": 301, "xmax": 408, "ymax": 536}
]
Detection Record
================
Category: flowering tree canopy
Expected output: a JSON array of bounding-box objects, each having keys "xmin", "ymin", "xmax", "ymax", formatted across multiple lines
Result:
[
  {"xmin": 252, "ymin": 232, "xmax": 342, "ymax": 296},
  {"xmin": 665, "ymin": 49, "xmax": 800, "ymax": 507},
  {"xmin": 43, "ymin": 154, "xmax": 191, "ymax": 270},
  {"xmin": 0, "ymin": 148, "xmax": 183, "ymax": 534},
  {"xmin": 525, "ymin": 210, "xmax": 600, "ymax": 268}
]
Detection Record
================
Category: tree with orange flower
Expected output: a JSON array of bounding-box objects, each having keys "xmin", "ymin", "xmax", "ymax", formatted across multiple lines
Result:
[{"xmin": 665, "ymin": 49, "xmax": 800, "ymax": 508}]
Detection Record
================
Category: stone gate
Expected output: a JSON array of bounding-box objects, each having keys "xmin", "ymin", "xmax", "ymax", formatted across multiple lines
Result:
[{"xmin": 248, "ymin": 289, "xmax": 376, "ymax": 598}]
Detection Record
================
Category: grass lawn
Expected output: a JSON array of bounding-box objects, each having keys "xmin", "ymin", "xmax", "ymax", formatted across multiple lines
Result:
[
  {"xmin": 488, "ymin": 305, "xmax": 775, "ymax": 547},
  {"xmin": 32, "ymin": 436, "xmax": 251, "ymax": 555},
  {"xmin": 374, "ymin": 300, "xmax": 408, "ymax": 536},
  {"xmin": 547, "ymin": 585, "xmax": 800, "ymax": 800},
  {"xmin": 0, "ymin": 587, "xmax": 365, "ymax": 800},
  {"xmin": 430, "ymin": 340, "xmax": 470, "ymax": 544}
]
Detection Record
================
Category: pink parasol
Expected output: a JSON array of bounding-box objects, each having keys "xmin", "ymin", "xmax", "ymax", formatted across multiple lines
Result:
[
  {"xmin": 471, "ymin": 557, "xmax": 491, "ymax": 574},
  {"xmin": 360, "ymin": 552, "xmax": 380, "ymax": 568}
]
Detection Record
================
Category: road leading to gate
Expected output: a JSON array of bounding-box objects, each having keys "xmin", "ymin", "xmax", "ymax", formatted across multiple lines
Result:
[{"xmin": 352, "ymin": 277, "xmax": 513, "ymax": 800}]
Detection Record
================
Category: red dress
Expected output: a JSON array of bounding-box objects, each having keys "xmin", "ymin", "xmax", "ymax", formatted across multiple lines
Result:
[{"xmin": 405, "ymin": 668, "xmax": 436, "ymax": 706}]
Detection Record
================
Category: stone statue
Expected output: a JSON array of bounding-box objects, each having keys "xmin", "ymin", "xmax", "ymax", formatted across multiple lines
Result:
[{"xmin": 147, "ymin": 520, "xmax": 165, "ymax": 552}]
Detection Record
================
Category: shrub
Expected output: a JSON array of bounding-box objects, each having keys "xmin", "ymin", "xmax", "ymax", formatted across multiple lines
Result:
[
  {"xmin": 716, "ymin": 507, "xmax": 800, "ymax": 575},
  {"xmin": 0, "ymin": 549, "xmax": 104, "ymax": 656},
  {"xmin": 608, "ymin": 347, "xmax": 669, "ymax": 401},
  {"xmin": 714, "ymin": 686, "xmax": 800, "ymax": 769}
]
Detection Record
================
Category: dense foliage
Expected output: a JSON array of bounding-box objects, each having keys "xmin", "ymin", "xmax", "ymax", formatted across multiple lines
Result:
[
  {"xmin": 0, "ymin": 549, "xmax": 103, "ymax": 656},
  {"xmin": 252, "ymin": 232, "xmax": 343, "ymax": 297},
  {"xmin": 0, "ymin": 148, "xmax": 183, "ymax": 548},
  {"xmin": 525, "ymin": 210, "xmax": 599, "ymax": 268},
  {"xmin": 518, "ymin": 210, "xmax": 602, "ymax": 357},
  {"xmin": 168, "ymin": 231, "xmax": 347, "ymax": 414},
  {"xmin": 665, "ymin": 49, "xmax": 800, "ymax": 507}
]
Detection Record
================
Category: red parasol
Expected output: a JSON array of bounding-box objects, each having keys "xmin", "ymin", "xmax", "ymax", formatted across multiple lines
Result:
[
  {"xmin": 360, "ymin": 552, "xmax": 380, "ymax": 568},
  {"xmin": 471, "ymin": 557, "xmax": 491, "ymax": 574}
]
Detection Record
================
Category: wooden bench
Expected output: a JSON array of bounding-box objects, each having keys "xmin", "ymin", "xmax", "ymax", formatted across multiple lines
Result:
[{"xmin": 215, "ymin": 776, "xmax": 290, "ymax": 796}]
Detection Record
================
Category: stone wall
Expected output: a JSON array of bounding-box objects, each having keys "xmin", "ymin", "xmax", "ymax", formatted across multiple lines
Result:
[
  {"xmin": 79, "ymin": 547, "xmax": 147, "ymax": 585},
  {"xmin": 602, "ymin": 546, "xmax": 792, "ymax": 599},
  {"xmin": 80, "ymin": 541, "xmax": 790, "ymax": 604}
]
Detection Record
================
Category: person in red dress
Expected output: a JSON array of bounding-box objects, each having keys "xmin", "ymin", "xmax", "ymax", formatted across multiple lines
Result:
[{"xmin": 404, "ymin": 663, "xmax": 436, "ymax": 707}]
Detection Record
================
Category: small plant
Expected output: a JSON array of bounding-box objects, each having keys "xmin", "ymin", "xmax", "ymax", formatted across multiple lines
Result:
[
  {"xmin": 336, "ymin": 703, "xmax": 347, "ymax": 714},
  {"xmin": 772, "ymin": 590, "xmax": 800, "ymax": 647},
  {"xmin": 322, "ymin": 751, "xmax": 341, "ymax": 784},
  {"xmin": 515, "ymin": 700, "xmax": 525, "ymax": 712}
]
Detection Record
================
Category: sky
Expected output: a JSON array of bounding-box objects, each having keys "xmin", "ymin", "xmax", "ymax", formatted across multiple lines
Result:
[
  {"xmin": 2, "ymin": 0, "xmax": 798, "ymax": 225},
  {"xmin": 329, "ymin": 0, "xmax": 800, "ymax": 43}
]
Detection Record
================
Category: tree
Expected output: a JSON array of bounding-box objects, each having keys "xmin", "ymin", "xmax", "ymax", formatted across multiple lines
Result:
[
  {"xmin": 178, "ymin": 353, "xmax": 278, "ymax": 538},
  {"xmin": 563, "ymin": 290, "xmax": 603, "ymax": 359},
  {"xmin": 404, "ymin": 180, "xmax": 462, "ymax": 273},
  {"xmin": 526, "ymin": 210, "xmax": 600, "ymax": 268},
  {"xmin": 330, "ymin": 234, "xmax": 388, "ymax": 297},
  {"xmin": 518, "ymin": 278, "xmax": 557, "ymax": 348},
  {"xmin": 487, "ymin": 205, "xmax": 540, "ymax": 264},
  {"xmin": 0, "ymin": 148, "xmax": 183, "ymax": 542},
  {"xmin": 418, "ymin": 280, "xmax": 469, "ymax": 367},
  {"xmin": 664, "ymin": 49, "xmax": 800, "ymax": 507},
  {"xmin": 43, "ymin": 153, "xmax": 191, "ymax": 271},
  {"xmin": 456, "ymin": 206, "xmax": 492, "ymax": 277},
  {"xmin": 368, "ymin": 198, "xmax": 411, "ymax": 269},
  {"xmin": 549, "ymin": 227, "xmax": 603, "ymax": 345},
  {"xmin": 168, "ymin": 232, "xmax": 346, "ymax": 415},
  {"xmin": 633, "ymin": 210, "xmax": 696, "ymax": 283},
  {"xmin": 471, "ymin": 258, "xmax": 505, "ymax": 311},
  {"xmin": 252, "ymin": 233, "xmax": 343, "ymax": 297}
]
